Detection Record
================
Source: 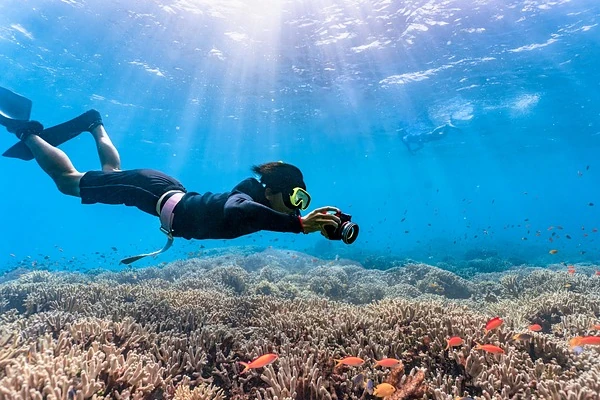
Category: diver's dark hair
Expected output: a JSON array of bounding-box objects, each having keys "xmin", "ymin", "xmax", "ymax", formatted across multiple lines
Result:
[{"xmin": 252, "ymin": 162, "xmax": 306, "ymax": 194}]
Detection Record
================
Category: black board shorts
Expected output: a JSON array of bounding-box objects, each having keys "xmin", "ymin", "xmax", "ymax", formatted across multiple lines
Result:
[{"xmin": 79, "ymin": 169, "xmax": 186, "ymax": 216}]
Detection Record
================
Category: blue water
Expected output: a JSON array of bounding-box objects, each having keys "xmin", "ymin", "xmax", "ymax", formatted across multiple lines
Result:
[{"xmin": 1, "ymin": 0, "xmax": 599, "ymax": 273}]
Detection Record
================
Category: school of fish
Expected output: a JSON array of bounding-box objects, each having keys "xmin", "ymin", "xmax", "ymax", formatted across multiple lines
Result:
[
  {"xmin": 238, "ymin": 313, "xmax": 600, "ymax": 398},
  {"xmin": 238, "ymin": 247, "xmax": 600, "ymax": 397}
]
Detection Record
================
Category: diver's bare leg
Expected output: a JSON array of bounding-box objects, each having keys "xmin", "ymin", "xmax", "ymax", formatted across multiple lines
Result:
[
  {"xmin": 22, "ymin": 135, "xmax": 83, "ymax": 196},
  {"xmin": 91, "ymin": 125, "xmax": 121, "ymax": 171}
]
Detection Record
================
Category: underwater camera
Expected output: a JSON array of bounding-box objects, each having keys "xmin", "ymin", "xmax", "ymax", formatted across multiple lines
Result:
[{"xmin": 324, "ymin": 211, "xmax": 359, "ymax": 244}]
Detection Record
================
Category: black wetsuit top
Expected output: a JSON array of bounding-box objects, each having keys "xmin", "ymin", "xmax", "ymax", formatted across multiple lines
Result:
[
  {"xmin": 79, "ymin": 170, "xmax": 303, "ymax": 240},
  {"xmin": 171, "ymin": 178, "xmax": 303, "ymax": 239}
]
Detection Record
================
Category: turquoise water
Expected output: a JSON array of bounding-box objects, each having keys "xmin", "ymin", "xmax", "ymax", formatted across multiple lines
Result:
[{"xmin": 1, "ymin": 0, "xmax": 599, "ymax": 273}]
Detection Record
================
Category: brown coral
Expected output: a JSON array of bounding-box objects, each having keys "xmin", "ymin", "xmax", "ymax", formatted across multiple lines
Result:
[
  {"xmin": 385, "ymin": 365, "xmax": 427, "ymax": 400},
  {"xmin": 0, "ymin": 250, "xmax": 598, "ymax": 399}
]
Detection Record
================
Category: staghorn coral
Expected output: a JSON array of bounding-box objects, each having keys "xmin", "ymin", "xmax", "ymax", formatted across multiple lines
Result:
[
  {"xmin": 307, "ymin": 266, "xmax": 350, "ymax": 300},
  {"xmin": 173, "ymin": 376, "xmax": 225, "ymax": 400},
  {"xmin": 0, "ymin": 249, "xmax": 599, "ymax": 399},
  {"xmin": 386, "ymin": 263, "xmax": 476, "ymax": 299},
  {"xmin": 258, "ymin": 352, "xmax": 332, "ymax": 400}
]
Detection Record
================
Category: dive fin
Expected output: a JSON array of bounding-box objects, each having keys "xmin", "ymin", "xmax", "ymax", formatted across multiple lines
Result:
[
  {"xmin": 0, "ymin": 86, "xmax": 32, "ymax": 121},
  {"xmin": 0, "ymin": 86, "xmax": 32, "ymax": 134},
  {"xmin": 3, "ymin": 109, "xmax": 103, "ymax": 161}
]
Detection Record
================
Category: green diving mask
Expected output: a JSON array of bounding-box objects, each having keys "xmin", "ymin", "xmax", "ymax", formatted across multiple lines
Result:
[{"xmin": 284, "ymin": 187, "xmax": 311, "ymax": 210}]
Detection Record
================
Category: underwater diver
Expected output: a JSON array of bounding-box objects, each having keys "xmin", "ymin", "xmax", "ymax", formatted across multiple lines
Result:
[
  {"xmin": 1, "ymin": 86, "xmax": 358, "ymax": 264},
  {"xmin": 400, "ymin": 121, "xmax": 460, "ymax": 154}
]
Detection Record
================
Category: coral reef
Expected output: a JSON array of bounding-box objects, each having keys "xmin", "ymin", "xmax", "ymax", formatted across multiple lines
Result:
[{"xmin": 0, "ymin": 248, "xmax": 599, "ymax": 399}]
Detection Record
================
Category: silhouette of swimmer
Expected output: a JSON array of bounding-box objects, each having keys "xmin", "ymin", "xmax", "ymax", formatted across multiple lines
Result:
[{"xmin": 401, "ymin": 122, "xmax": 460, "ymax": 154}]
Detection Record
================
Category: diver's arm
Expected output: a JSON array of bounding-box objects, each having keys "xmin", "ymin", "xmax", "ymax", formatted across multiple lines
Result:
[
  {"xmin": 427, "ymin": 123, "xmax": 457, "ymax": 142},
  {"xmin": 430, "ymin": 124, "xmax": 446, "ymax": 137},
  {"xmin": 224, "ymin": 193, "xmax": 303, "ymax": 233}
]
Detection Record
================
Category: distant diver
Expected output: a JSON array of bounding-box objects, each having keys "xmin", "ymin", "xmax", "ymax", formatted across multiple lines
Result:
[
  {"xmin": 400, "ymin": 121, "xmax": 460, "ymax": 154},
  {"xmin": 0, "ymin": 86, "xmax": 359, "ymax": 264}
]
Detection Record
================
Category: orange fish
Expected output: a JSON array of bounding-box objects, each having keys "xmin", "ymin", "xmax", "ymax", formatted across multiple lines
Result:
[
  {"xmin": 374, "ymin": 358, "xmax": 402, "ymax": 368},
  {"xmin": 513, "ymin": 333, "xmax": 533, "ymax": 342},
  {"xmin": 334, "ymin": 356, "xmax": 365, "ymax": 367},
  {"xmin": 569, "ymin": 336, "xmax": 600, "ymax": 347},
  {"xmin": 529, "ymin": 324, "xmax": 542, "ymax": 332},
  {"xmin": 485, "ymin": 317, "xmax": 504, "ymax": 333},
  {"xmin": 568, "ymin": 269, "xmax": 575, "ymax": 275},
  {"xmin": 474, "ymin": 343, "xmax": 505, "ymax": 354},
  {"xmin": 549, "ymin": 249, "xmax": 558, "ymax": 255},
  {"xmin": 373, "ymin": 383, "xmax": 396, "ymax": 397},
  {"xmin": 446, "ymin": 336, "xmax": 464, "ymax": 350},
  {"xmin": 239, "ymin": 353, "xmax": 278, "ymax": 373},
  {"xmin": 591, "ymin": 324, "xmax": 600, "ymax": 330}
]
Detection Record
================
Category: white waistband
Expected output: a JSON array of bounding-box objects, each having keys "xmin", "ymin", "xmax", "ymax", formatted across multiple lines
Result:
[{"xmin": 156, "ymin": 190, "xmax": 185, "ymax": 216}]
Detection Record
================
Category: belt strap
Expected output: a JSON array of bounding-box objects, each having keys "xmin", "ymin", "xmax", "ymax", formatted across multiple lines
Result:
[
  {"xmin": 120, "ymin": 191, "xmax": 185, "ymax": 265},
  {"xmin": 159, "ymin": 191, "xmax": 185, "ymax": 235}
]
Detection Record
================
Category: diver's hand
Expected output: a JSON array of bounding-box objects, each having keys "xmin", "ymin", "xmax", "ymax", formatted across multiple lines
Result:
[{"xmin": 300, "ymin": 206, "xmax": 341, "ymax": 236}]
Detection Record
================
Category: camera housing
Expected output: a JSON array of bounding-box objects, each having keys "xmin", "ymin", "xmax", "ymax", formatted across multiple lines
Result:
[{"xmin": 324, "ymin": 211, "xmax": 359, "ymax": 244}]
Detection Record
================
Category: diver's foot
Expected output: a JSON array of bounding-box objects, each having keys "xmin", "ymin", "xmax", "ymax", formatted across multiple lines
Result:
[
  {"xmin": 79, "ymin": 109, "xmax": 103, "ymax": 132},
  {"xmin": 13, "ymin": 120, "xmax": 44, "ymax": 140}
]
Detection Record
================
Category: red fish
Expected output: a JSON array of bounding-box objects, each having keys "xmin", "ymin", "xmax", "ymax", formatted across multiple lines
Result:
[
  {"xmin": 529, "ymin": 324, "xmax": 543, "ymax": 332},
  {"xmin": 374, "ymin": 358, "xmax": 402, "ymax": 368},
  {"xmin": 446, "ymin": 336, "xmax": 464, "ymax": 350},
  {"xmin": 239, "ymin": 353, "xmax": 278, "ymax": 374},
  {"xmin": 485, "ymin": 317, "xmax": 504, "ymax": 333},
  {"xmin": 569, "ymin": 336, "xmax": 600, "ymax": 347},
  {"xmin": 334, "ymin": 356, "xmax": 365, "ymax": 367},
  {"xmin": 474, "ymin": 343, "xmax": 505, "ymax": 354}
]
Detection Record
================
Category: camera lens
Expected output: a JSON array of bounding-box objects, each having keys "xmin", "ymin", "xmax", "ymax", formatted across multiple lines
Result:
[{"xmin": 341, "ymin": 222, "xmax": 359, "ymax": 244}]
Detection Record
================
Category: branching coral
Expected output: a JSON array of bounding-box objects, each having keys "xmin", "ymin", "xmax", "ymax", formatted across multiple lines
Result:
[
  {"xmin": 173, "ymin": 376, "xmax": 225, "ymax": 400},
  {"xmin": 0, "ymin": 250, "xmax": 598, "ymax": 399}
]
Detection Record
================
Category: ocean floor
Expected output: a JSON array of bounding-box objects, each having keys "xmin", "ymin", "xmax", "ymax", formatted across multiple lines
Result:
[{"xmin": 0, "ymin": 247, "xmax": 599, "ymax": 399}]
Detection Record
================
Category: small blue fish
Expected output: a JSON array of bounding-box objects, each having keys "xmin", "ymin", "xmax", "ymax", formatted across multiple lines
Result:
[
  {"xmin": 366, "ymin": 379, "xmax": 374, "ymax": 395},
  {"xmin": 351, "ymin": 373, "xmax": 365, "ymax": 387},
  {"xmin": 352, "ymin": 374, "xmax": 374, "ymax": 395},
  {"xmin": 572, "ymin": 346, "xmax": 584, "ymax": 355}
]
